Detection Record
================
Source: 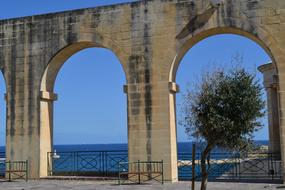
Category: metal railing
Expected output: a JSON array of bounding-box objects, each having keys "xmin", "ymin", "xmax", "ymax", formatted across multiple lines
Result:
[
  {"xmin": 118, "ymin": 160, "xmax": 164, "ymax": 184},
  {"xmin": 47, "ymin": 150, "xmax": 128, "ymax": 176},
  {"xmin": 0, "ymin": 154, "xmax": 28, "ymax": 182},
  {"xmin": 0, "ymin": 152, "xmax": 5, "ymax": 178},
  {"xmin": 1, "ymin": 150, "xmax": 281, "ymax": 183},
  {"xmin": 47, "ymin": 150, "xmax": 282, "ymax": 182},
  {"xmin": 178, "ymin": 152, "xmax": 282, "ymax": 183},
  {"xmin": 5, "ymin": 160, "xmax": 28, "ymax": 181}
]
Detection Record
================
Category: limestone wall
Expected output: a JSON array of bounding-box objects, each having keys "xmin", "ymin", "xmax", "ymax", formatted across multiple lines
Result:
[{"xmin": 0, "ymin": 0, "xmax": 284, "ymax": 181}]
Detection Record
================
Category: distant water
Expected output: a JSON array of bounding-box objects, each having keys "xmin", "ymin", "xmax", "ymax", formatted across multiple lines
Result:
[{"xmin": 0, "ymin": 140, "xmax": 269, "ymax": 153}]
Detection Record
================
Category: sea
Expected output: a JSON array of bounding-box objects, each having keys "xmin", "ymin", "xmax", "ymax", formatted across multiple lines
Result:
[{"xmin": 0, "ymin": 140, "xmax": 269, "ymax": 153}]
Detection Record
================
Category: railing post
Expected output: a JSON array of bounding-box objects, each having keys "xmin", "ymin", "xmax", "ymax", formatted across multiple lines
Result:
[
  {"xmin": 8, "ymin": 161, "xmax": 11, "ymax": 182},
  {"xmin": 270, "ymin": 153, "xmax": 274, "ymax": 180},
  {"xmin": 161, "ymin": 160, "xmax": 164, "ymax": 185},
  {"xmin": 237, "ymin": 153, "xmax": 242, "ymax": 180},
  {"xmin": 26, "ymin": 160, "xmax": 28, "ymax": 182},
  {"xmin": 103, "ymin": 151, "xmax": 106, "ymax": 176},
  {"xmin": 74, "ymin": 152, "xmax": 77, "ymax": 176},
  {"xmin": 118, "ymin": 161, "xmax": 120, "ymax": 185},
  {"xmin": 192, "ymin": 143, "xmax": 196, "ymax": 190},
  {"xmin": 47, "ymin": 152, "xmax": 50, "ymax": 176},
  {"xmin": 138, "ymin": 160, "xmax": 141, "ymax": 184}
]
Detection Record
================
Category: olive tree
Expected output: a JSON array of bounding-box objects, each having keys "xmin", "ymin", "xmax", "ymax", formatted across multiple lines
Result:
[{"xmin": 180, "ymin": 68, "xmax": 265, "ymax": 190}]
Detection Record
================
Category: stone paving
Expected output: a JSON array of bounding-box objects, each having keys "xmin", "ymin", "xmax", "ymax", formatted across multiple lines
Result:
[{"xmin": 0, "ymin": 180, "xmax": 284, "ymax": 190}]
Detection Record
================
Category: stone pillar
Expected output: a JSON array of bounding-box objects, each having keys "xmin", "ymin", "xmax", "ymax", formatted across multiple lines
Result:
[
  {"xmin": 4, "ymin": 46, "xmax": 42, "ymax": 178},
  {"xmin": 258, "ymin": 63, "xmax": 281, "ymax": 154},
  {"xmin": 125, "ymin": 52, "xmax": 179, "ymax": 182},
  {"xmin": 39, "ymin": 91, "xmax": 57, "ymax": 177}
]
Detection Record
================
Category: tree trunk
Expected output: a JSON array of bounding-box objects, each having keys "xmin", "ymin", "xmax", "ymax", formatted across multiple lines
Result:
[{"xmin": 200, "ymin": 144, "xmax": 212, "ymax": 190}]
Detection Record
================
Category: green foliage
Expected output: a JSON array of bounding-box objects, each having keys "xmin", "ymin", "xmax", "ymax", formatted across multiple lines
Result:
[{"xmin": 181, "ymin": 68, "xmax": 265, "ymax": 151}]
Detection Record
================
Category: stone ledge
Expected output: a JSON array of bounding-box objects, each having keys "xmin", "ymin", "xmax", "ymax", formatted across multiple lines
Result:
[
  {"xmin": 123, "ymin": 85, "xmax": 128, "ymax": 94},
  {"xmin": 40, "ymin": 91, "xmax": 58, "ymax": 101},
  {"xmin": 169, "ymin": 82, "xmax": 179, "ymax": 93}
]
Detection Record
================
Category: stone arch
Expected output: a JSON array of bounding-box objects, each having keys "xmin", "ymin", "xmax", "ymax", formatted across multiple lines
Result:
[
  {"xmin": 168, "ymin": 25, "xmax": 285, "ymax": 179},
  {"xmin": 39, "ymin": 39, "xmax": 129, "ymax": 177},
  {"xmin": 169, "ymin": 26, "xmax": 282, "ymax": 82}
]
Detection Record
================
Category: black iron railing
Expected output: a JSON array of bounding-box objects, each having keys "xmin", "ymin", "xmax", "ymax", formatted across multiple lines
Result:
[
  {"xmin": 0, "ymin": 150, "xmax": 281, "ymax": 183},
  {"xmin": 47, "ymin": 150, "xmax": 282, "ymax": 183},
  {"xmin": 0, "ymin": 153, "xmax": 28, "ymax": 182},
  {"xmin": 5, "ymin": 160, "xmax": 28, "ymax": 181},
  {"xmin": 0, "ymin": 152, "xmax": 5, "ymax": 178},
  {"xmin": 178, "ymin": 152, "xmax": 282, "ymax": 182},
  {"xmin": 47, "ymin": 150, "xmax": 128, "ymax": 176}
]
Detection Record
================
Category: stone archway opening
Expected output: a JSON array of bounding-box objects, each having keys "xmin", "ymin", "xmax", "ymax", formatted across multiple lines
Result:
[
  {"xmin": 172, "ymin": 31, "xmax": 281, "ymax": 182},
  {"xmin": 53, "ymin": 48, "xmax": 127, "ymax": 146},
  {"xmin": 0, "ymin": 72, "xmax": 6, "ymax": 178},
  {"xmin": 40, "ymin": 43, "xmax": 128, "ymax": 177},
  {"xmin": 0, "ymin": 73, "xmax": 6, "ymax": 150}
]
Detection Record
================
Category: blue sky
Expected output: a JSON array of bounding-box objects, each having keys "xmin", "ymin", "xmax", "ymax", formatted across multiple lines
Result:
[{"xmin": 0, "ymin": 0, "xmax": 271, "ymax": 146}]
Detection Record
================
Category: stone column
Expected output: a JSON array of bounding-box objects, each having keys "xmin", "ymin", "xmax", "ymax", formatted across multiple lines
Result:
[
  {"xmin": 39, "ymin": 91, "xmax": 57, "ymax": 177},
  {"xmin": 258, "ymin": 63, "xmax": 281, "ymax": 154},
  {"xmin": 126, "ymin": 81, "xmax": 179, "ymax": 182},
  {"xmin": 125, "ymin": 52, "xmax": 179, "ymax": 182}
]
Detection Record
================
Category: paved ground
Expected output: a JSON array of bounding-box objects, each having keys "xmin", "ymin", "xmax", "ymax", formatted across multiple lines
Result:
[{"xmin": 0, "ymin": 180, "xmax": 284, "ymax": 190}]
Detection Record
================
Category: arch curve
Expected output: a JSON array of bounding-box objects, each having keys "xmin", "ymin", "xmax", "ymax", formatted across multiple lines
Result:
[
  {"xmin": 40, "ymin": 40, "xmax": 128, "ymax": 93},
  {"xmin": 169, "ymin": 26, "xmax": 283, "ymax": 82}
]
